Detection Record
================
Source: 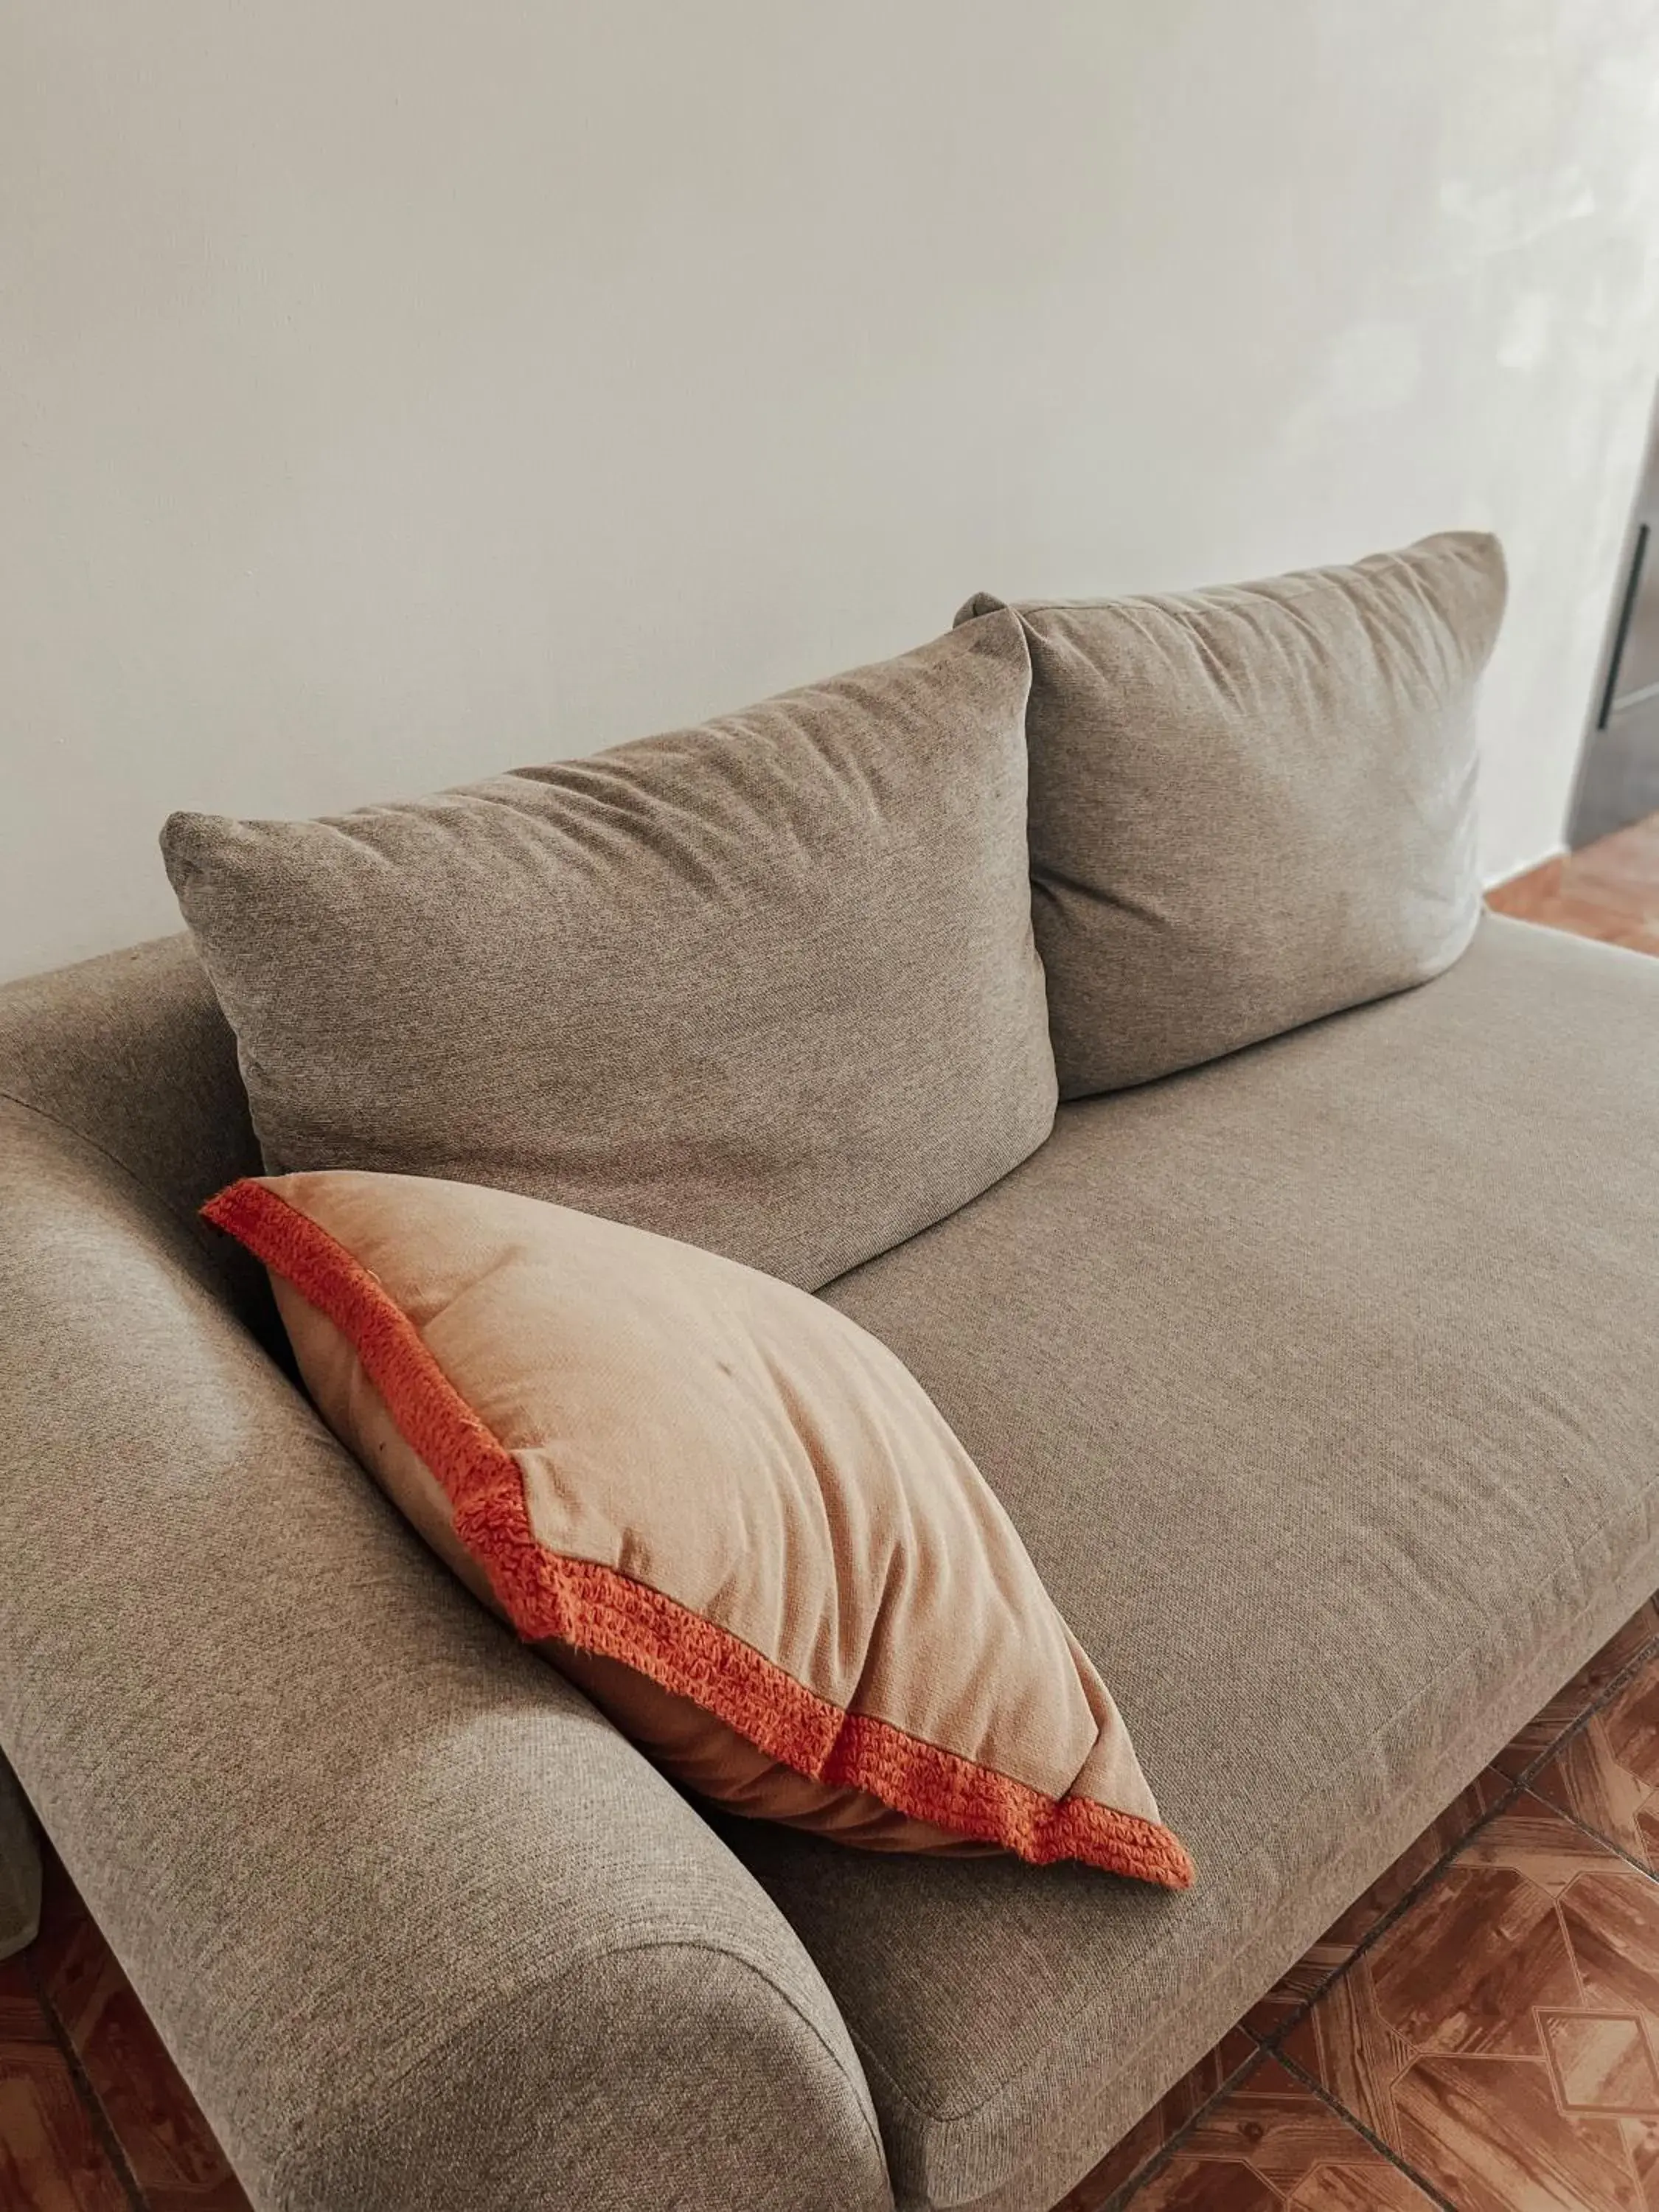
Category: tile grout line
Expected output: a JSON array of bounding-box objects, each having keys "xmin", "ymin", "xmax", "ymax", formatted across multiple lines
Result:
[
  {"xmin": 1520, "ymin": 1783, "xmax": 1659, "ymax": 1885},
  {"xmin": 19, "ymin": 1941, "xmax": 148, "ymax": 2212},
  {"xmin": 1252, "ymin": 1617, "xmax": 1659, "ymax": 2051},
  {"xmin": 1272, "ymin": 2045, "xmax": 1459, "ymax": 2212},
  {"xmin": 1506, "ymin": 1624, "xmax": 1659, "ymax": 1792},
  {"xmin": 1105, "ymin": 1621, "xmax": 1659, "ymax": 2203},
  {"xmin": 1099, "ymin": 2043, "xmax": 1260, "ymax": 2212},
  {"xmin": 1219, "ymin": 1623, "xmax": 1659, "ymax": 2206},
  {"xmin": 1247, "ymin": 1776, "xmax": 1529, "ymax": 2052}
]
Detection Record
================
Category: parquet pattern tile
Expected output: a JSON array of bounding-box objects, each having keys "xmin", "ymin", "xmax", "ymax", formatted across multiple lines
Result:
[
  {"xmin": 31, "ymin": 1870, "xmax": 250, "ymax": 2212},
  {"xmin": 0, "ymin": 1955, "xmax": 129, "ymax": 2212},
  {"xmin": 1282, "ymin": 1801, "xmax": 1659, "ymax": 2212},
  {"xmin": 1, "ymin": 1854, "xmax": 248, "ymax": 2212},
  {"xmin": 1118, "ymin": 2055, "xmax": 1439, "ymax": 2210},
  {"xmin": 1496, "ymin": 1606, "xmax": 1659, "ymax": 1783},
  {"xmin": 1532, "ymin": 1649, "xmax": 1659, "ymax": 1879},
  {"xmin": 1242, "ymin": 1768, "xmax": 1513, "ymax": 2042},
  {"xmin": 1051, "ymin": 2029, "xmax": 1257, "ymax": 2209}
]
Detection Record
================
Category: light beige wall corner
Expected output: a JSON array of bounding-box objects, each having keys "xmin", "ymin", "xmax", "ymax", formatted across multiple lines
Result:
[{"xmin": 4, "ymin": 1, "xmax": 1659, "ymax": 980}]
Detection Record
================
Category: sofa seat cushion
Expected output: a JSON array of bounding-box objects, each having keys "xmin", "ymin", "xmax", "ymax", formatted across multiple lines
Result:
[{"xmin": 721, "ymin": 914, "xmax": 1659, "ymax": 2212}]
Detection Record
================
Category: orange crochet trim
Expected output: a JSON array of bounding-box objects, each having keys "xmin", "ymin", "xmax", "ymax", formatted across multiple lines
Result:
[{"xmin": 204, "ymin": 1178, "xmax": 1194, "ymax": 1889}]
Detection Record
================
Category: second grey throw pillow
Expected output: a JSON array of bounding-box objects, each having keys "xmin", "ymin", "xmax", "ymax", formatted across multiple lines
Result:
[{"xmin": 959, "ymin": 531, "xmax": 1508, "ymax": 1096}]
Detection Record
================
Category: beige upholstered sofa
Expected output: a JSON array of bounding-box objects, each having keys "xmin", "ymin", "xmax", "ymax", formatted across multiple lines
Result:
[{"xmin": 4, "ymin": 905, "xmax": 1658, "ymax": 2210}]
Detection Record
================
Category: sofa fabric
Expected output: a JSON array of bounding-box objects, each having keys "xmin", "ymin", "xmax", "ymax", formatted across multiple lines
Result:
[
  {"xmin": 960, "ymin": 531, "xmax": 1507, "ymax": 1096},
  {"xmin": 717, "ymin": 914, "xmax": 1659, "ymax": 2209},
  {"xmin": 0, "ymin": 1082, "xmax": 892, "ymax": 2212},
  {"xmin": 7, "ymin": 913, "xmax": 1658, "ymax": 2212},
  {"xmin": 207, "ymin": 1168, "xmax": 1184, "ymax": 1879},
  {"xmin": 161, "ymin": 611, "xmax": 1056, "ymax": 1293},
  {"xmin": 0, "ymin": 933, "xmax": 254, "ymax": 1224}
]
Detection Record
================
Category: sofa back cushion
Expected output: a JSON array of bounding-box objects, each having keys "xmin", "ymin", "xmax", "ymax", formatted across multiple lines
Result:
[
  {"xmin": 959, "ymin": 531, "xmax": 1507, "ymax": 1096},
  {"xmin": 162, "ymin": 611, "xmax": 1056, "ymax": 1291}
]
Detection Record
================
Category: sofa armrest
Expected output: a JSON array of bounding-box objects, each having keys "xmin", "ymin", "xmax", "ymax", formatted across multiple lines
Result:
[{"xmin": 0, "ymin": 1100, "xmax": 891, "ymax": 2212}]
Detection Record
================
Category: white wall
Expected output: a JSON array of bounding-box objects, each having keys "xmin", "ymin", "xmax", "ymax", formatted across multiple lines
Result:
[{"xmin": 5, "ymin": 1, "xmax": 1659, "ymax": 981}]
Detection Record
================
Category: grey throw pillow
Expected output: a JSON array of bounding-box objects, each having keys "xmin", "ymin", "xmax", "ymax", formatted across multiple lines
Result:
[
  {"xmin": 162, "ymin": 610, "xmax": 1057, "ymax": 1292},
  {"xmin": 959, "ymin": 531, "xmax": 1507, "ymax": 1096}
]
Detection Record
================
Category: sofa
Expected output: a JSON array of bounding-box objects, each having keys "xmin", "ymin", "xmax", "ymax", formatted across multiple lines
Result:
[{"xmin": 3, "ymin": 544, "xmax": 1658, "ymax": 2212}]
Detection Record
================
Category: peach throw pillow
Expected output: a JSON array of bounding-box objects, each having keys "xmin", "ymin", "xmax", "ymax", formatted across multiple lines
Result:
[{"xmin": 204, "ymin": 1169, "xmax": 1192, "ymax": 1886}]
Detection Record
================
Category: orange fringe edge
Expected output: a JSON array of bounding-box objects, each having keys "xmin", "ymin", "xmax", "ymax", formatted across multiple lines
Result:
[{"xmin": 204, "ymin": 1178, "xmax": 1194, "ymax": 1890}]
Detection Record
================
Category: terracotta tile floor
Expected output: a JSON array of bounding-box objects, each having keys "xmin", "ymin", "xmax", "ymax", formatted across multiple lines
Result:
[
  {"xmin": 4, "ymin": 814, "xmax": 1659, "ymax": 2212},
  {"xmin": 0, "ymin": 1846, "xmax": 249, "ymax": 2212},
  {"xmin": 1073, "ymin": 1603, "xmax": 1659, "ymax": 2212},
  {"xmin": 1484, "ymin": 809, "xmax": 1659, "ymax": 947}
]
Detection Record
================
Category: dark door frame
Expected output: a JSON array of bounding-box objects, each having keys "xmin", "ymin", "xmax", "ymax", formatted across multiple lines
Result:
[{"xmin": 1566, "ymin": 388, "xmax": 1659, "ymax": 849}]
